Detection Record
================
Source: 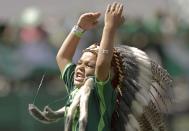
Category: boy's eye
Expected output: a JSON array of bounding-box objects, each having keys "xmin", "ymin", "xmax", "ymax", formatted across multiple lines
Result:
[
  {"xmin": 87, "ymin": 63, "xmax": 95, "ymax": 68},
  {"xmin": 77, "ymin": 61, "xmax": 82, "ymax": 65}
]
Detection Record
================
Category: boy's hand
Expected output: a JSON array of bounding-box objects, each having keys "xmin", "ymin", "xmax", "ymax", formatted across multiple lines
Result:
[
  {"xmin": 43, "ymin": 106, "xmax": 59, "ymax": 120},
  {"xmin": 105, "ymin": 2, "xmax": 125, "ymax": 29},
  {"xmin": 28, "ymin": 104, "xmax": 55, "ymax": 124},
  {"xmin": 77, "ymin": 12, "xmax": 101, "ymax": 30}
]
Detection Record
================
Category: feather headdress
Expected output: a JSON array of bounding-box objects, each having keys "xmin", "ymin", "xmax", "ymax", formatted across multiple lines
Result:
[{"xmin": 84, "ymin": 44, "xmax": 174, "ymax": 131}]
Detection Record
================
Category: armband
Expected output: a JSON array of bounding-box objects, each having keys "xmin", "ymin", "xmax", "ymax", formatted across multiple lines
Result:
[{"xmin": 71, "ymin": 25, "xmax": 85, "ymax": 38}]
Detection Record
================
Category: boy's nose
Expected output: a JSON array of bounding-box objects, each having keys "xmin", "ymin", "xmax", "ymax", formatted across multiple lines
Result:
[{"xmin": 78, "ymin": 64, "xmax": 85, "ymax": 71}]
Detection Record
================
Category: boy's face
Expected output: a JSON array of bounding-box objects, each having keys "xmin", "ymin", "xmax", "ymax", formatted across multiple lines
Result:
[{"xmin": 74, "ymin": 52, "xmax": 97, "ymax": 87}]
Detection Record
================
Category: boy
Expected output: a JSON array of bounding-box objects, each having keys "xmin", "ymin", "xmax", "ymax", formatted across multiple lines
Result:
[{"xmin": 29, "ymin": 2, "xmax": 124, "ymax": 131}]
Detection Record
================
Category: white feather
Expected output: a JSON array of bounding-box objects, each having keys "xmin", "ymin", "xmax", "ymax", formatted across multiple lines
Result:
[
  {"xmin": 131, "ymin": 100, "xmax": 144, "ymax": 117},
  {"xmin": 130, "ymin": 47, "xmax": 147, "ymax": 57},
  {"xmin": 128, "ymin": 114, "xmax": 141, "ymax": 130},
  {"xmin": 138, "ymin": 88, "xmax": 151, "ymax": 104},
  {"xmin": 135, "ymin": 92, "xmax": 148, "ymax": 106},
  {"xmin": 126, "ymin": 123, "xmax": 136, "ymax": 131}
]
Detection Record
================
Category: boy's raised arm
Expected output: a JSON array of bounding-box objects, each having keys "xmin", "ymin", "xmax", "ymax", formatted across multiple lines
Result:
[
  {"xmin": 56, "ymin": 12, "xmax": 101, "ymax": 72},
  {"xmin": 95, "ymin": 2, "xmax": 124, "ymax": 81}
]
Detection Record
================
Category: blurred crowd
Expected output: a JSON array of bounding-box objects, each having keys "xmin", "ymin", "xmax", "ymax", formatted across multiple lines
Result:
[{"xmin": 0, "ymin": 7, "xmax": 189, "ymax": 131}]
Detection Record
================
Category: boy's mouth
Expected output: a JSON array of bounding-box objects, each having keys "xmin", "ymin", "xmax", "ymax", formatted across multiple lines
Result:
[{"xmin": 75, "ymin": 72, "xmax": 85, "ymax": 82}]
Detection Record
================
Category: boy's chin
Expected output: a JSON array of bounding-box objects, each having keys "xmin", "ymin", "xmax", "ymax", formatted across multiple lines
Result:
[{"xmin": 74, "ymin": 81, "xmax": 84, "ymax": 88}]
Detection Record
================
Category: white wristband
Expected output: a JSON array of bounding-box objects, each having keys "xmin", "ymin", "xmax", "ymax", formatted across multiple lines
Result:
[{"xmin": 71, "ymin": 25, "xmax": 85, "ymax": 38}]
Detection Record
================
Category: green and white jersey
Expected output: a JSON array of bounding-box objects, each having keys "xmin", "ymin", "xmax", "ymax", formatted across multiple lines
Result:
[{"xmin": 61, "ymin": 63, "xmax": 117, "ymax": 131}]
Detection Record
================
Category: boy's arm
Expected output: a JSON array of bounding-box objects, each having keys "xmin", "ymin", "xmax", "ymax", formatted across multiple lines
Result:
[
  {"xmin": 95, "ymin": 2, "xmax": 124, "ymax": 81},
  {"xmin": 56, "ymin": 12, "xmax": 101, "ymax": 72}
]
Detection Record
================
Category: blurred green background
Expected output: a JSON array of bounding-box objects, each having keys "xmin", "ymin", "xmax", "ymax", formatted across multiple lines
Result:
[{"xmin": 0, "ymin": 0, "xmax": 189, "ymax": 131}]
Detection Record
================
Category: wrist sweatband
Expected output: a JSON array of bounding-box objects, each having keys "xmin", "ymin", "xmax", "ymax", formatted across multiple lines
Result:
[{"xmin": 71, "ymin": 25, "xmax": 85, "ymax": 38}]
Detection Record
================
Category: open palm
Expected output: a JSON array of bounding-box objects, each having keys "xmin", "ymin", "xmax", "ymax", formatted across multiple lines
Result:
[{"xmin": 77, "ymin": 12, "xmax": 101, "ymax": 30}]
